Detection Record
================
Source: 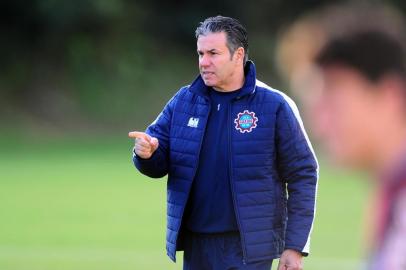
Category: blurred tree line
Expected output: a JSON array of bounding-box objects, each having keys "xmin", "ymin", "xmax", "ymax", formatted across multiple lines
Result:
[{"xmin": 1, "ymin": 0, "xmax": 405, "ymax": 135}]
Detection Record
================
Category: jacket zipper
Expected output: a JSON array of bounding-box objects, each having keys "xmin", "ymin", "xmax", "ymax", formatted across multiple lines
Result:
[{"xmin": 228, "ymin": 99, "xmax": 248, "ymax": 264}]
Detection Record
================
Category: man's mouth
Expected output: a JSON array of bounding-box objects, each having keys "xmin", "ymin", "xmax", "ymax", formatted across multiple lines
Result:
[{"xmin": 202, "ymin": 71, "xmax": 215, "ymax": 77}]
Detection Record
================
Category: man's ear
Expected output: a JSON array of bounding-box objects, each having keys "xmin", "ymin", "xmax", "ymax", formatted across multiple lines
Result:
[{"xmin": 234, "ymin": 47, "xmax": 245, "ymax": 63}]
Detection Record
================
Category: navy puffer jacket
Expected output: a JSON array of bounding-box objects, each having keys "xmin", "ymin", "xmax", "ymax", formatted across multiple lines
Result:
[{"xmin": 133, "ymin": 61, "xmax": 318, "ymax": 263}]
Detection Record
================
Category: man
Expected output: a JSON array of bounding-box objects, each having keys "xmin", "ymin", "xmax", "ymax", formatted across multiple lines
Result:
[
  {"xmin": 302, "ymin": 8, "xmax": 406, "ymax": 269},
  {"xmin": 129, "ymin": 16, "xmax": 318, "ymax": 270}
]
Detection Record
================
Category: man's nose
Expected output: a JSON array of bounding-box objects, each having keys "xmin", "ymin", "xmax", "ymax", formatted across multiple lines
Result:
[{"xmin": 199, "ymin": 54, "xmax": 210, "ymax": 67}]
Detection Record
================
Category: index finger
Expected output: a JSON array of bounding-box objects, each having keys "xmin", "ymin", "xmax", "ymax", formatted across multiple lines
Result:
[{"xmin": 128, "ymin": 131, "xmax": 151, "ymax": 141}]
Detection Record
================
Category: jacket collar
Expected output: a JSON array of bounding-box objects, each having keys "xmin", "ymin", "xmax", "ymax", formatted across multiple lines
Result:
[{"xmin": 188, "ymin": 60, "xmax": 257, "ymax": 99}]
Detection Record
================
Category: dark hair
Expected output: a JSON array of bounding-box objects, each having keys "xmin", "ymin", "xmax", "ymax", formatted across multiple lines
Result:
[
  {"xmin": 316, "ymin": 30, "xmax": 406, "ymax": 82},
  {"xmin": 195, "ymin": 15, "xmax": 249, "ymax": 64}
]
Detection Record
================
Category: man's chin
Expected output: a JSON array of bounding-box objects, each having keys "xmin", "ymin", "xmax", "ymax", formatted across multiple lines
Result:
[{"xmin": 202, "ymin": 79, "xmax": 216, "ymax": 87}]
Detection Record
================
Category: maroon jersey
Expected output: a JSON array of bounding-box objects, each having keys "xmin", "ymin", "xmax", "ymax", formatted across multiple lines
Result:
[{"xmin": 371, "ymin": 157, "xmax": 406, "ymax": 269}]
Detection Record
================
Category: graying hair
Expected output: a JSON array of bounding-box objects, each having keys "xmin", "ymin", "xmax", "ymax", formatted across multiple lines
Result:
[{"xmin": 195, "ymin": 16, "xmax": 249, "ymax": 64}]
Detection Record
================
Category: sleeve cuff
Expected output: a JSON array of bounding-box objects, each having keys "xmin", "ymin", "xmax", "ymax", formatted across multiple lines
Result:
[{"xmin": 284, "ymin": 246, "xmax": 308, "ymax": 257}]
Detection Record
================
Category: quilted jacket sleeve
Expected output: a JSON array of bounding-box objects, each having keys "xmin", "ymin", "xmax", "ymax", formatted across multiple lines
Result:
[
  {"xmin": 275, "ymin": 97, "xmax": 319, "ymax": 256},
  {"xmin": 132, "ymin": 92, "xmax": 178, "ymax": 178}
]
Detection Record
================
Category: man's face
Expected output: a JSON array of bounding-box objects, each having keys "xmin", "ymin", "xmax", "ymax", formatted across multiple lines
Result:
[
  {"xmin": 197, "ymin": 32, "xmax": 241, "ymax": 90},
  {"xmin": 310, "ymin": 66, "xmax": 387, "ymax": 169}
]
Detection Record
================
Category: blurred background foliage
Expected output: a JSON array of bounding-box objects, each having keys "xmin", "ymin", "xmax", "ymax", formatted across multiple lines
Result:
[{"xmin": 7, "ymin": 0, "xmax": 406, "ymax": 135}]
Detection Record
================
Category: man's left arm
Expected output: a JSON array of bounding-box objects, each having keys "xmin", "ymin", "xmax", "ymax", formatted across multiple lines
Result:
[{"xmin": 275, "ymin": 97, "xmax": 319, "ymax": 258}]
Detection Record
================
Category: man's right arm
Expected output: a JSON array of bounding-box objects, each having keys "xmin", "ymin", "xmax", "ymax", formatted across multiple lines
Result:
[{"xmin": 131, "ymin": 93, "xmax": 178, "ymax": 178}]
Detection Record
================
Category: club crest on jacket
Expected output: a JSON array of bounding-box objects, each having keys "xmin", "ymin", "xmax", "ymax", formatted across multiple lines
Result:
[{"xmin": 234, "ymin": 110, "xmax": 258, "ymax": 133}]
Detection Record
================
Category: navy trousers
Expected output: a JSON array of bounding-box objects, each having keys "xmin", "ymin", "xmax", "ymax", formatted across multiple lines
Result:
[{"xmin": 183, "ymin": 231, "xmax": 273, "ymax": 270}]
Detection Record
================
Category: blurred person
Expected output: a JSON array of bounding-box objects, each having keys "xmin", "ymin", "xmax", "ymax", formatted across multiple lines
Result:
[
  {"xmin": 129, "ymin": 16, "xmax": 318, "ymax": 270},
  {"xmin": 315, "ymin": 31, "xmax": 406, "ymax": 270},
  {"xmin": 276, "ymin": 4, "xmax": 406, "ymax": 268},
  {"xmin": 281, "ymin": 4, "xmax": 406, "ymax": 269}
]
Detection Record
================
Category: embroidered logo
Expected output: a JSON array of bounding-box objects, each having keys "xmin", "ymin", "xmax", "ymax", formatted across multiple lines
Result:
[
  {"xmin": 234, "ymin": 110, "xmax": 258, "ymax": 133},
  {"xmin": 187, "ymin": 117, "xmax": 199, "ymax": 128}
]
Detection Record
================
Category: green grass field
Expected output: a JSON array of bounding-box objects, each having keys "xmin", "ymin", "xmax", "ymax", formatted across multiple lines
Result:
[{"xmin": 0, "ymin": 136, "xmax": 369, "ymax": 270}]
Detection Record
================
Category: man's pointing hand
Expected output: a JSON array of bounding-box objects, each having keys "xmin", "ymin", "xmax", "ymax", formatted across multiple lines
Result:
[{"xmin": 129, "ymin": 131, "xmax": 159, "ymax": 159}]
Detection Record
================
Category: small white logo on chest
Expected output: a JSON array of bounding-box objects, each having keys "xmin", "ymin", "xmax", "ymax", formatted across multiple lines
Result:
[{"xmin": 187, "ymin": 117, "xmax": 199, "ymax": 128}]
